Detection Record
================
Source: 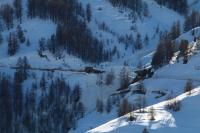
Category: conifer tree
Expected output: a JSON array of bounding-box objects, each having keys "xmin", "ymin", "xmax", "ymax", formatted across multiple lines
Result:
[
  {"xmin": 86, "ymin": 4, "xmax": 92, "ymax": 22},
  {"xmin": 0, "ymin": 77, "xmax": 13, "ymax": 133},
  {"xmin": 8, "ymin": 33, "xmax": 19, "ymax": 56},
  {"xmin": 17, "ymin": 25, "xmax": 25, "ymax": 43},
  {"xmin": 14, "ymin": 0, "xmax": 22, "ymax": 22},
  {"xmin": 0, "ymin": 4, "xmax": 14, "ymax": 29}
]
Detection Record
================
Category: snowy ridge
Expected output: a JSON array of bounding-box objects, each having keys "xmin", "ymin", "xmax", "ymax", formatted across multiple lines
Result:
[
  {"xmin": 88, "ymin": 86, "xmax": 200, "ymax": 133},
  {"xmin": 176, "ymin": 27, "xmax": 200, "ymax": 44},
  {"xmin": 85, "ymin": 26, "xmax": 200, "ymax": 133},
  {"xmin": 70, "ymin": 31, "xmax": 200, "ymax": 133}
]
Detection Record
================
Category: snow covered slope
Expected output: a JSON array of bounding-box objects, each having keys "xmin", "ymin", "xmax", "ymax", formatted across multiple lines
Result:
[
  {"xmin": 80, "ymin": 0, "xmax": 184, "ymax": 66},
  {"xmin": 0, "ymin": 0, "xmax": 187, "ymax": 113},
  {"xmin": 1, "ymin": 0, "xmax": 200, "ymax": 132},
  {"xmin": 69, "ymin": 27, "xmax": 200, "ymax": 133},
  {"xmin": 188, "ymin": 0, "xmax": 200, "ymax": 11},
  {"xmin": 88, "ymin": 86, "xmax": 200, "ymax": 133},
  {"xmin": 86, "ymin": 27, "xmax": 200, "ymax": 133}
]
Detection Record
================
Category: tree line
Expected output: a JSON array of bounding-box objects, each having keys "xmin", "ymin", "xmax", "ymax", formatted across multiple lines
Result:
[
  {"xmin": 151, "ymin": 8, "xmax": 200, "ymax": 69},
  {"xmin": 155, "ymin": 0, "xmax": 188, "ymax": 15},
  {"xmin": 151, "ymin": 20, "xmax": 188, "ymax": 68},
  {"xmin": 0, "ymin": 0, "xmax": 111, "ymax": 63},
  {"xmin": 0, "ymin": 57, "xmax": 84, "ymax": 133},
  {"xmin": 27, "ymin": 0, "xmax": 111, "ymax": 63},
  {"xmin": 108, "ymin": 0, "xmax": 149, "ymax": 17},
  {"xmin": 0, "ymin": 0, "xmax": 22, "ymax": 30}
]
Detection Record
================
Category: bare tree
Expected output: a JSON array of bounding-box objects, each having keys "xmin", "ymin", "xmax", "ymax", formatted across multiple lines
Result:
[
  {"xmin": 149, "ymin": 107, "xmax": 155, "ymax": 121},
  {"xmin": 184, "ymin": 79, "xmax": 192, "ymax": 95},
  {"xmin": 105, "ymin": 69, "xmax": 115, "ymax": 85},
  {"xmin": 142, "ymin": 127, "xmax": 149, "ymax": 133},
  {"xmin": 118, "ymin": 98, "xmax": 132, "ymax": 117},
  {"xmin": 96, "ymin": 99, "xmax": 104, "ymax": 113},
  {"xmin": 119, "ymin": 67, "xmax": 130, "ymax": 90}
]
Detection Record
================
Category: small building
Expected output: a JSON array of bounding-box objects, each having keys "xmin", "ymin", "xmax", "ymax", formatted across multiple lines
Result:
[
  {"xmin": 84, "ymin": 67, "xmax": 105, "ymax": 74},
  {"xmin": 132, "ymin": 66, "xmax": 154, "ymax": 83}
]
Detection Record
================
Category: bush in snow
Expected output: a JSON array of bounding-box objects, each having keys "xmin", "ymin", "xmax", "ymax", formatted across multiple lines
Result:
[
  {"xmin": 128, "ymin": 112, "xmax": 136, "ymax": 121},
  {"xmin": 166, "ymin": 99, "xmax": 181, "ymax": 112},
  {"xmin": 119, "ymin": 67, "xmax": 131, "ymax": 90},
  {"xmin": 105, "ymin": 69, "xmax": 115, "ymax": 86},
  {"xmin": 184, "ymin": 79, "xmax": 193, "ymax": 95},
  {"xmin": 179, "ymin": 39, "xmax": 189, "ymax": 57},
  {"xmin": 106, "ymin": 98, "xmax": 112, "ymax": 113},
  {"xmin": 142, "ymin": 127, "xmax": 149, "ymax": 133},
  {"xmin": 96, "ymin": 99, "xmax": 104, "ymax": 113},
  {"xmin": 149, "ymin": 107, "xmax": 155, "ymax": 121}
]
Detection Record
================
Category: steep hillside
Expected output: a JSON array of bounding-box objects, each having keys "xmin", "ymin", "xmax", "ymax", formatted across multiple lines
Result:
[
  {"xmin": 88, "ymin": 86, "xmax": 200, "ymax": 133},
  {"xmin": 0, "ymin": 0, "xmax": 200, "ymax": 133},
  {"xmin": 71, "ymin": 27, "xmax": 200, "ymax": 132},
  {"xmin": 0, "ymin": 0, "xmax": 186, "ymax": 113},
  {"xmin": 81, "ymin": 0, "xmax": 184, "ymax": 66}
]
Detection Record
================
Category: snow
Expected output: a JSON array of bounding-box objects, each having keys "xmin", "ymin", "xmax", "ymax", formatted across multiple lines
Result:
[
  {"xmin": 1, "ymin": 0, "xmax": 200, "ymax": 132},
  {"xmin": 84, "ymin": 28, "xmax": 200, "ymax": 133},
  {"xmin": 88, "ymin": 86, "xmax": 200, "ymax": 133},
  {"xmin": 70, "ymin": 0, "xmax": 200, "ymax": 132},
  {"xmin": 72, "ymin": 28, "xmax": 200, "ymax": 133},
  {"xmin": 0, "ymin": 18, "xmax": 57, "ymax": 67},
  {"xmin": 1, "ymin": 0, "xmax": 184, "ymax": 118},
  {"xmin": 81, "ymin": 0, "xmax": 184, "ymax": 67},
  {"xmin": 188, "ymin": 0, "xmax": 200, "ymax": 11},
  {"xmin": 176, "ymin": 27, "xmax": 200, "ymax": 44},
  {"xmin": 0, "ymin": 0, "xmax": 13, "ymax": 5}
]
